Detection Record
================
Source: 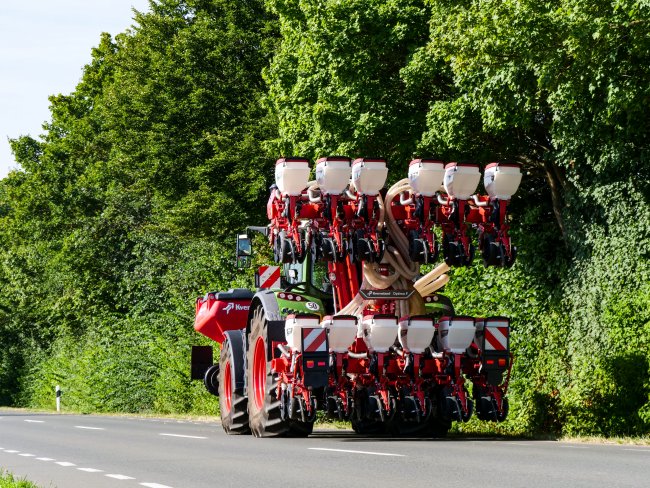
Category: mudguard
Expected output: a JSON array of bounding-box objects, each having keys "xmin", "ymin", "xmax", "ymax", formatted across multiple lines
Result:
[{"xmin": 246, "ymin": 290, "xmax": 286, "ymax": 357}]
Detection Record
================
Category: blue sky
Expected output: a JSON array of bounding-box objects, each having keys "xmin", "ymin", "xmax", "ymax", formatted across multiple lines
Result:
[{"xmin": 0, "ymin": 0, "xmax": 151, "ymax": 179}]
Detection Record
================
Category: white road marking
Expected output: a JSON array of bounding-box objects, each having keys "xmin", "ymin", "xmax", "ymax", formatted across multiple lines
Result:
[
  {"xmin": 624, "ymin": 448, "xmax": 649, "ymax": 452},
  {"xmin": 106, "ymin": 474, "xmax": 136, "ymax": 480},
  {"xmin": 36, "ymin": 457, "xmax": 55, "ymax": 461},
  {"xmin": 159, "ymin": 433, "xmax": 207, "ymax": 439},
  {"xmin": 18, "ymin": 453, "xmax": 35, "ymax": 457},
  {"xmin": 141, "ymin": 483, "xmax": 174, "ymax": 488},
  {"xmin": 74, "ymin": 425, "xmax": 105, "ymax": 430},
  {"xmin": 78, "ymin": 468, "xmax": 104, "ymax": 473},
  {"xmin": 24, "ymin": 419, "xmax": 44, "ymax": 423},
  {"xmin": 507, "ymin": 442, "xmax": 533, "ymax": 446},
  {"xmin": 56, "ymin": 462, "xmax": 76, "ymax": 467},
  {"xmin": 4, "ymin": 450, "xmax": 19, "ymax": 453},
  {"xmin": 308, "ymin": 447, "xmax": 405, "ymax": 457},
  {"xmin": 560, "ymin": 445, "xmax": 589, "ymax": 449}
]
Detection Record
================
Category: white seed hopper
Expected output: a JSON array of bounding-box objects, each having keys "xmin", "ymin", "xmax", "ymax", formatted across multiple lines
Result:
[
  {"xmin": 398, "ymin": 316, "xmax": 435, "ymax": 354},
  {"xmin": 316, "ymin": 156, "xmax": 352, "ymax": 195},
  {"xmin": 483, "ymin": 162, "xmax": 522, "ymax": 200},
  {"xmin": 321, "ymin": 315, "xmax": 357, "ymax": 353},
  {"xmin": 408, "ymin": 159, "xmax": 445, "ymax": 197},
  {"xmin": 437, "ymin": 316, "xmax": 477, "ymax": 353},
  {"xmin": 285, "ymin": 314, "xmax": 321, "ymax": 352},
  {"xmin": 352, "ymin": 158, "xmax": 388, "ymax": 196},
  {"xmin": 275, "ymin": 157, "xmax": 310, "ymax": 196},
  {"xmin": 362, "ymin": 314, "xmax": 398, "ymax": 353},
  {"xmin": 443, "ymin": 162, "xmax": 481, "ymax": 200}
]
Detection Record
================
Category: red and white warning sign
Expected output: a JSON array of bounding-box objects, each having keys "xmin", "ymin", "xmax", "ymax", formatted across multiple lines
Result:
[
  {"xmin": 484, "ymin": 321, "xmax": 509, "ymax": 351},
  {"xmin": 302, "ymin": 328, "xmax": 328, "ymax": 353},
  {"xmin": 257, "ymin": 265, "xmax": 281, "ymax": 289}
]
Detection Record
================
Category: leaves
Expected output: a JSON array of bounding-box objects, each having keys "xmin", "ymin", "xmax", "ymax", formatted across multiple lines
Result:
[{"xmin": 0, "ymin": 0, "xmax": 648, "ymax": 435}]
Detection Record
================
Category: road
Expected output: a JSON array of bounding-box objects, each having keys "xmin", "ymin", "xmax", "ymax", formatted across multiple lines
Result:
[{"xmin": 1, "ymin": 410, "xmax": 648, "ymax": 488}]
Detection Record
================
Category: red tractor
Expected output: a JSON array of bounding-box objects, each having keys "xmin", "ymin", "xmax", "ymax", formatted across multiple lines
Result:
[{"xmin": 192, "ymin": 157, "xmax": 521, "ymax": 437}]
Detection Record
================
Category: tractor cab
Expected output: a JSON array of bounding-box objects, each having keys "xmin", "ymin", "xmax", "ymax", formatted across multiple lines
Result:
[{"xmin": 277, "ymin": 248, "xmax": 335, "ymax": 316}]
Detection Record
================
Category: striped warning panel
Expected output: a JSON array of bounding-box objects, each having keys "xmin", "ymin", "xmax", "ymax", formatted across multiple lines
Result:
[
  {"xmin": 484, "ymin": 323, "xmax": 508, "ymax": 351},
  {"xmin": 257, "ymin": 266, "xmax": 281, "ymax": 289},
  {"xmin": 302, "ymin": 328, "xmax": 328, "ymax": 353}
]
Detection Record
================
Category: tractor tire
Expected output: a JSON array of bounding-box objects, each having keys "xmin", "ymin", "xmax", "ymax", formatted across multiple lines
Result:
[
  {"xmin": 386, "ymin": 396, "xmax": 432, "ymax": 437},
  {"xmin": 408, "ymin": 230, "xmax": 425, "ymax": 263},
  {"xmin": 351, "ymin": 418, "xmax": 385, "ymax": 435},
  {"xmin": 426, "ymin": 388, "xmax": 452, "ymax": 438},
  {"xmin": 203, "ymin": 365, "xmax": 220, "ymax": 396},
  {"xmin": 247, "ymin": 304, "xmax": 314, "ymax": 438},
  {"xmin": 218, "ymin": 330, "xmax": 250, "ymax": 435},
  {"xmin": 474, "ymin": 387, "xmax": 509, "ymax": 422},
  {"xmin": 462, "ymin": 242, "xmax": 475, "ymax": 267},
  {"xmin": 350, "ymin": 389, "xmax": 385, "ymax": 435},
  {"xmin": 428, "ymin": 415, "xmax": 452, "ymax": 438}
]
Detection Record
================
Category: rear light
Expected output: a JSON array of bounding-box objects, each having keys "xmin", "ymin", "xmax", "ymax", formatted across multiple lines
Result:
[
  {"xmin": 498, "ymin": 358, "xmax": 507, "ymax": 367},
  {"xmin": 487, "ymin": 359, "xmax": 495, "ymax": 366},
  {"xmin": 317, "ymin": 361, "xmax": 326, "ymax": 367},
  {"xmin": 306, "ymin": 360, "xmax": 314, "ymax": 369}
]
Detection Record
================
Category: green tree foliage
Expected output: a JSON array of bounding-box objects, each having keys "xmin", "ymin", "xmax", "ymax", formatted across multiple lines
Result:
[
  {"xmin": 266, "ymin": 0, "xmax": 649, "ymax": 435},
  {"xmin": 265, "ymin": 0, "xmax": 444, "ymax": 169},
  {"xmin": 0, "ymin": 0, "xmax": 276, "ymax": 412},
  {"xmin": 0, "ymin": 0, "xmax": 647, "ymax": 436},
  {"xmin": 402, "ymin": 0, "xmax": 650, "ymax": 436}
]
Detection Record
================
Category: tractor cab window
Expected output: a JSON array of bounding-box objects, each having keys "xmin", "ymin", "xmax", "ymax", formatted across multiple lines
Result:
[
  {"xmin": 236, "ymin": 234, "xmax": 252, "ymax": 268},
  {"xmin": 284, "ymin": 262, "xmax": 303, "ymax": 285},
  {"xmin": 311, "ymin": 258, "xmax": 331, "ymax": 294}
]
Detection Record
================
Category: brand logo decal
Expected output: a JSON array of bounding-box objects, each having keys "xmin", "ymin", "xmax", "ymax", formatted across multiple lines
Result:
[
  {"xmin": 224, "ymin": 302, "xmax": 250, "ymax": 314},
  {"xmin": 359, "ymin": 289, "xmax": 415, "ymax": 300}
]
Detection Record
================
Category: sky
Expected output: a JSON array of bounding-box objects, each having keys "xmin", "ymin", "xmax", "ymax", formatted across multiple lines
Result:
[{"xmin": 0, "ymin": 0, "xmax": 152, "ymax": 179}]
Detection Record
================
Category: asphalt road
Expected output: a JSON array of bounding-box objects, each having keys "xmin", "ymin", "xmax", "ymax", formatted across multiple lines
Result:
[{"xmin": 1, "ymin": 410, "xmax": 648, "ymax": 488}]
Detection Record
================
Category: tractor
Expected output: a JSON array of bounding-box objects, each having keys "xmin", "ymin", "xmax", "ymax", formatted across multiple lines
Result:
[{"xmin": 191, "ymin": 157, "xmax": 521, "ymax": 437}]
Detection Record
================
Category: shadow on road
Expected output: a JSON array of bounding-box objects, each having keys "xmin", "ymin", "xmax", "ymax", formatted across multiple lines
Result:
[{"xmin": 309, "ymin": 429, "xmax": 538, "ymax": 443}]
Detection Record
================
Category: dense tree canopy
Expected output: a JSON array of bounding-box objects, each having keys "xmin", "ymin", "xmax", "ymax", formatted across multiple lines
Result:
[{"xmin": 0, "ymin": 0, "xmax": 648, "ymax": 435}]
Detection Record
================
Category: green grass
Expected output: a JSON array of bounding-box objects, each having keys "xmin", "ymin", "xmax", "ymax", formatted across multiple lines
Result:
[{"xmin": 0, "ymin": 470, "xmax": 41, "ymax": 488}]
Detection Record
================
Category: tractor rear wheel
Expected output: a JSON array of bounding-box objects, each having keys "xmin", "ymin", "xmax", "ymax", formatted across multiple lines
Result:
[
  {"xmin": 247, "ymin": 304, "xmax": 314, "ymax": 437},
  {"xmin": 219, "ymin": 330, "xmax": 250, "ymax": 435}
]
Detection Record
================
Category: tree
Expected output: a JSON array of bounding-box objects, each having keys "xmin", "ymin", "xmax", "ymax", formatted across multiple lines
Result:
[{"xmin": 265, "ymin": 0, "xmax": 441, "ymax": 170}]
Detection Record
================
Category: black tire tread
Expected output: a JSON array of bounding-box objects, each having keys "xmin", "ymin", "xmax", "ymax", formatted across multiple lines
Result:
[
  {"xmin": 219, "ymin": 331, "xmax": 250, "ymax": 435},
  {"xmin": 247, "ymin": 304, "xmax": 314, "ymax": 438}
]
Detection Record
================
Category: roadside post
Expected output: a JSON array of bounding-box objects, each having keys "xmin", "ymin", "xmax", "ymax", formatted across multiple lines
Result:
[{"xmin": 56, "ymin": 385, "xmax": 61, "ymax": 413}]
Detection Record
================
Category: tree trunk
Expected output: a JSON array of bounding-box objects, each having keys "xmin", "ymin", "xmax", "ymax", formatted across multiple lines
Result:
[{"xmin": 543, "ymin": 160, "xmax": 567, "ymax": 243}]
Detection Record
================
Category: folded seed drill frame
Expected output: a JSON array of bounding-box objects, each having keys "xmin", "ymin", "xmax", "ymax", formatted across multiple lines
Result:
[{"xmin": 192, "ymin": 157, "xmax": 520, "ymax": 437}]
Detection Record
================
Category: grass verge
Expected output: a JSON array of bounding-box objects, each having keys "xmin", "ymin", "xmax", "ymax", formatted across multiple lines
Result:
[{"xmin": 0, "ymin": 470, "xmax": 41, "ymax": 488}]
